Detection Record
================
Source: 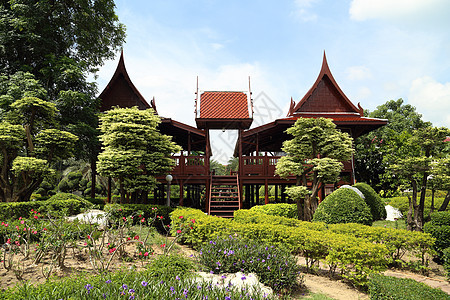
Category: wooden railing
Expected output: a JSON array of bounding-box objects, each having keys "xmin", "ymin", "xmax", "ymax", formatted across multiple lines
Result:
[
  {"xmin": 242, "ymin": 155, "xmax": 353, "ymax": 177},
  {"xmin": 170, "ymin": 155, "xmax": 208, "ymax": 176},
  {"xmin": 242, "ymin": 155, "xmax": 281, "ymax": 177}
]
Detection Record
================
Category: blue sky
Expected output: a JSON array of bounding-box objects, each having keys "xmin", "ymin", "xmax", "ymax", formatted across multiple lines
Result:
[{"xmin": 96, "ymin": 0, "xmax": 450, "ymax": 163}]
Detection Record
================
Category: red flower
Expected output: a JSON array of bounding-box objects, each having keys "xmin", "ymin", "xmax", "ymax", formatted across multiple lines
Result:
[
  {"xmin": 176, "ymin": 230, "xmax": 181, "ymax": 234},
  {"xmin": 127, "ymin": 237, "xmax": 131, "ymax": 241},
  {"xmin": 134, "ymin": 235, "xmax": 139, "ymax": 240},
  {"xmin": 191, "ymin": 219, "xmax": 195, "ymax": 223},
  {"xmin": 144, "ymin": 252, "xmax": 149, "ymax": 256},
  {"xmin": 178, "ymin": 216, "xmax": 184, "ymax": 219},
  {"xmin": 141, "ymin": 218, "xmax": 145, "ymax": 223},
  {"xmin": 160, "ymin": 244, "xmax": 166, "ymax": 248}
]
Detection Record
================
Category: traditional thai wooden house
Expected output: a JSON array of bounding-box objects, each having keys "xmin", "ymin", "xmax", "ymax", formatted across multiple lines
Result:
[{"xmin": 99, "ymin": 51, "xmax": 387, "ymax": 217}]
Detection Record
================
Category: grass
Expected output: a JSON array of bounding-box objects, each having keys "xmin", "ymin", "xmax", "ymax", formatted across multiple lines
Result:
[{"xmin": 372, "ymin": 219, "xmax": 406, "ymax": 230}]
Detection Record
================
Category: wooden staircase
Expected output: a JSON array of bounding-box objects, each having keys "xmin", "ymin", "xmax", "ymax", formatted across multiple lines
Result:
[{"xmin": 208, "ymin": 175, "xmax": 241, "ymax": 218}]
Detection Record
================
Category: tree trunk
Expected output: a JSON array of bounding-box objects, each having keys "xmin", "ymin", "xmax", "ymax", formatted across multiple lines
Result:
[
  {"xmin": 407, "ymin": 179, "xmax": 418, "ymax": 231},
  {"xmin": 416, "ymin": 173, "xmax": 428, "ymax": 231},
  {"xmin": 90, "ymin": 157, "xmax": 96, "ymax": 199},
  {"xmin": 295, "ymin": 176, "xmax": 304, "ymax": 220},
  {"xmin": 438, "ymin": 191, "xmax": 450, "ymax": 211},
  {"xmin": 119, "ymin": 177, "xmax": 125, "ymax": 204}
]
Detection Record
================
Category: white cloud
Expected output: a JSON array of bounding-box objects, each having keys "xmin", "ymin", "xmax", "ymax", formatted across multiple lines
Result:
[
  {"xmin": 409, "ymin": 76, "xmax": 450, "ymax": 127},
  {"xmin": 346, "ymin": 66, "xmax": 372, "ymax": 80},
  {"xmin": 349, "ymin": 0, "xmax": 449, "ymax": 24},
  {"xmin": 292, "ymin": 0, "xmax": 318, "ymax": 22}
]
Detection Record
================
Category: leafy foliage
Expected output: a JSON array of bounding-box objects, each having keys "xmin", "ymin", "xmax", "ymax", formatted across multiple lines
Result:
[
  {"xmin": 313, "ymin": 188, "xmax": 373, "ymax": 225},
  {"xmin": 354, "ymin": 182, "xmax": 387, "ymax": 221},
  {"xmin": 389, "ymin": 126, "xmax": 450, "ymax": 231},
  {"xmin": 276, "ymin": 117, "xmax": 353, "ymax": 221},
  {"xmin": 0, "ymin": 0, "xmax": 125, "ymax": 98},
  {"xmin": 354, "ymin": 99, "xmax": 432, "ymax": 196}
]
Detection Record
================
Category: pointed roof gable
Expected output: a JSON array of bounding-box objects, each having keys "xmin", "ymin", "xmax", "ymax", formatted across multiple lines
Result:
[
  {"xmin": 99, "ymin": 51, "xmax": 155, "ymax": 112},
  {"xmin": 291, "ymin": 52, "xmax": 363, "ymax": 116}
]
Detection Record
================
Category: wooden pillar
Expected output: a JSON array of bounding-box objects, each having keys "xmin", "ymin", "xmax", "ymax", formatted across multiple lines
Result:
[
  {"xmin": 281, "ymin": 184, "xmax": 286, "ymax": 203},
  {"xmin": 264, "ymin": 180, "xmax": 269, "ymax": 205},
  {"xmin": 256, "ymin": 184, "xmax": 260, "ymax": 205}
]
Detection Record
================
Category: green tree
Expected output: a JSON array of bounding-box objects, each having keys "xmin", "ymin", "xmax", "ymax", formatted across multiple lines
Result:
[
  {"xmin": 275, "ymin": 117, "xmax": 354, "ymax": 221},
  {"xmin": 354, "ymin": 99, "xmax": 431, "ymax": 196},
  {"xmin": 97, "ymin": 107, "xmax": 181, "ymax": 203},
  {"xmin": 0, "ymin": 0, "xmax": 125, "ymax": 98},
  {"xmin": 389, "ymin": 126, "xmax": 450, "ymax": 231},
  {"xmin": 0, "ymin": 97, "xmax": 77, "ymax": 202},
  {"xmin": 432, "ymin": 157, "xmax": 450, "ymax": 212},
  {"xmin": 210, "ymin": 159, "xmax": 226, "ymax": 175}
]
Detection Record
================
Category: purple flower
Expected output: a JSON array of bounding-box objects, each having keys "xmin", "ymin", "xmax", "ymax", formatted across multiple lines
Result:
[
  {"xmin": 241, "ymin": 275, "xmax": 247, "ymax": 280},
  {"xmin": 105, "ymin": 280, "xmax": 112, "ymax": 284},
  {"xmin": 103, "ymin": 293, "xmax": 107, "ymax": 298},
  {"xmin": 122, "ymin": 284, "xmax": 128, "ymax": 289},
  {"xmin": 128, "ymin": 289, "xmax": 135, "ymax": 293},
  {"xmin": 221, "ymin": 275, "xmax": 227, "ymax": 279},
  {"xmin": 225, "ymin": 297, "xmax": 231, "ymax": 300},
  {"xmin": 176, "ymin": 275, "xmax": 180, "ymax": 280},
  {"xmin": 129, "ymin": 296, "xmax": 135, "ymax": 300},
  {"xmin": 141, "ymin": 281, "xmax": 148, "ymax": 287}
]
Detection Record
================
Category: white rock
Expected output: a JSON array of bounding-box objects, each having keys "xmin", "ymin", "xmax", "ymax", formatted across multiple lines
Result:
[
  {"xmin": 385, "ymin": 205, "xmax": 403, "ymax": 221},
  {"xmin": 67, "ymin": 209, "xmax": 108, "ymax": 227},
  {"xmin": 339, "ymin": 185, "xmax": 365, "ymax": 199},
  {"xmin": 195, "ymin": 271, "xmax": 273, "ymax": 296}
]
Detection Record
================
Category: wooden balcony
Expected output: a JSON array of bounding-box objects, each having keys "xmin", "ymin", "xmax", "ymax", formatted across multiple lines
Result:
[
  {"xmin": 242, "ymin": 155, "xmax": 353, "ymax": 177},
  {"xmin": 170, "ymin": 155, "xmax": 208, "ymax": 176},
  {"xmin": 242, "ymin": 155, "xmax": 280, "ymax": 177}
]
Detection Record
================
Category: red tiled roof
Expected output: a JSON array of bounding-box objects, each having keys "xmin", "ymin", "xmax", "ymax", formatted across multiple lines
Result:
[{"xmin": 199, "ymin": 91, "xmax": 250, "ymax": 119}]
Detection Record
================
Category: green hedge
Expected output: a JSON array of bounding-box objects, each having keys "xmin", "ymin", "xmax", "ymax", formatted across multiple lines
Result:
[
  {"xmin": 0, "ymin": 197, "xmax": 93, "ymax": 220},
  {"xmin": 171, "ymin": 207, "xmax": 389, "ymax": 286},
  {"xmin": 104, "ymin": 203, "xmax": 173, "ymax": 233},
  {"xmin": 249, "ymin": 203, "xmax": 297, "ymax": 218},
  {"xmin": 424, "ymin": 211, "xmax": 450, "ymax": 259},
  {"xmin": 354, "ymin": 182, "xmax": 387, "ymax": 221},
  {"xmin": 313, "ymin": 188, "xmax": 373, "ymax": 225},
  {"xmin": 234, "ymin": 209, "xmax": 434, "ymax": 265},
  {"xmin": 368, "ymin": 274, "xmax": 450, "ymax": 299}
]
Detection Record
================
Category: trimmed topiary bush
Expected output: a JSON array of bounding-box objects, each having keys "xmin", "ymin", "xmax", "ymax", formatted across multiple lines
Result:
[
  {"xmin": 368, "ymin": 274, "xmax": 449, "ymax": 299},
  {"xmin": 354, "ymin": 182, "xmax": 387, "ymax": 221},
  {"xmin": 312, "ymin": 188, "xmax": 372, "ymax": 225},
  {"xmin": 249, "ymin": 203, "xmax": 297, "ymax": 218}
]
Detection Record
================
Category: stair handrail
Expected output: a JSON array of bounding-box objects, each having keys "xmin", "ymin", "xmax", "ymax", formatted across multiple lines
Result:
[
  {"xmin": 236, "ymin": 174, "xmax": 242, "ymax": 210},
  {"xmin": 208, "ymin": 174, "xmax": 213, "ymax": 215}
]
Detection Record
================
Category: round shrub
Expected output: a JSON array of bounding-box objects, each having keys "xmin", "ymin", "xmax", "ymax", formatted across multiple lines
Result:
[
  {"xmin": 354, "ymin": 182, "xmax": 387, "ymax": 221},
  {"xmin": 313, "ymin": 188, "xmax": 372, "ymax": 225},
  {"xmin": 249, "ymin": 203, "xmax": 297, "ymax": 218}
]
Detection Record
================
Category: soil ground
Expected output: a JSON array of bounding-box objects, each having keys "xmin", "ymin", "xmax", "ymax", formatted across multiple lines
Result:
[{"xmin": 1, "ymin": 239, "xmax": 449, "ymax": 299}]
